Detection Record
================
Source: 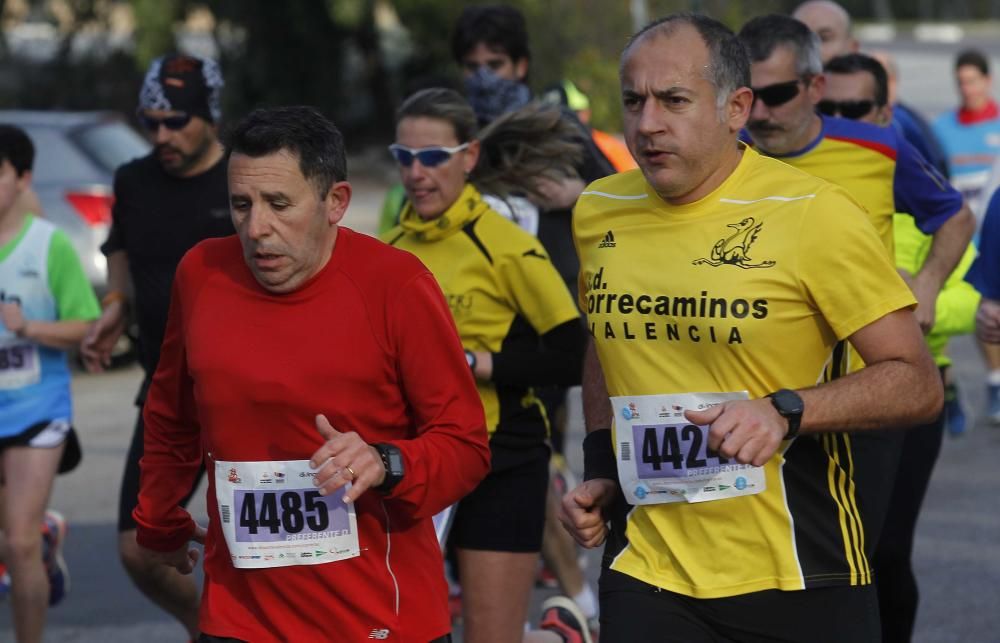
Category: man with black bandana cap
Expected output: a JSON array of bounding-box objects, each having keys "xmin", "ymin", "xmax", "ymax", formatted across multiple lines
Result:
[{"xmin": 80, "ymin": 53, "xmax": 231, "ymax": 639}]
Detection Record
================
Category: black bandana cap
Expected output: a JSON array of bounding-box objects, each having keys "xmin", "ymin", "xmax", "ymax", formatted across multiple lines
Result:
[{"xmin": 138, "ymin": 54, "xmax": 224, "ymax": 123}]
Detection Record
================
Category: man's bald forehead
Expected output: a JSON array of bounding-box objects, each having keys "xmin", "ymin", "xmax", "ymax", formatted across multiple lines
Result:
[
  {"xmin": 623, "ymin": 18, "xmax": 695, "ymax": 60},
  {"xmin": 793, "ymin": 0, "xmax": 851, "ymax": 31}
]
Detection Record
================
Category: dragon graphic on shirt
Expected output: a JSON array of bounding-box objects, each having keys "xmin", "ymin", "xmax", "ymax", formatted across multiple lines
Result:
[{"xmin": 692, "ymin": 217, "xmax": 776, "ymax": 269}]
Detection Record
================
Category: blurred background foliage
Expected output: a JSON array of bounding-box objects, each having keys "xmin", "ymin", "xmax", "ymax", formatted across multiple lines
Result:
[{"xmin": 2, "ymin": 0, "xmax": 1000, "ymax": 144}]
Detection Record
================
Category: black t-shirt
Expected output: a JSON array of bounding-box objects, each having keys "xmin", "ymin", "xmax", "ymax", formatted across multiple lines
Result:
[{"xmin": 101, "ymin": 153, "xmax": 233, "ymax": 376}]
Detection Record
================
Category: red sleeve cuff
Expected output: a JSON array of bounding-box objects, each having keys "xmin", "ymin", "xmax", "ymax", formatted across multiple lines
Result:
[{"xmin": 133, "ymin": 510, "xmax": 196, "ymax": 553}]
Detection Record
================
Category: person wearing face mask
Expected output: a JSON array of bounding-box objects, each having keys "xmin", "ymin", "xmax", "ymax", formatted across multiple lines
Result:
[
  {"xmin": 450, "ymin": 8, "xmax": 612, "ymax": 632},
  {"xmin": 383, "ymin": 88, "xmax": 592, "ymax": 643}
]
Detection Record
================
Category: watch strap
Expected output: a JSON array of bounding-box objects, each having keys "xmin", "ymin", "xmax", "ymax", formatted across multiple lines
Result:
[
  {"xmin": 373, "ymin": 443, "xmax": 404, "ymax": 494},
  {"xmin": 767, "ymin": 389, "xmax": 803, "ymax": 439}
]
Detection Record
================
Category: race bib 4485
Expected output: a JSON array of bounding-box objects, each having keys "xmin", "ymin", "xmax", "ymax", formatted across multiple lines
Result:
[{"xmin": 215, "ymin": 459, "xmax": 361, "ymax": 569}]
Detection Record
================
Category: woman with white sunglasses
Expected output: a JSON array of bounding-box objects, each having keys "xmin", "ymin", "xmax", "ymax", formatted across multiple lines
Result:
[{"xmin": 382, "ymin": 88, "xmax": 592, "ymax": 643}]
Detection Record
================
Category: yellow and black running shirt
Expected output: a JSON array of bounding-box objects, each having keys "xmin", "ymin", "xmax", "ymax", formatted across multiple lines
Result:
[
  {"xmin": 573, "ymin": 147, "xmax": 916, "ymax": 598},
  {"xmin": 384, "ymin": 184, "xmax": 580, "ymax": 452}
]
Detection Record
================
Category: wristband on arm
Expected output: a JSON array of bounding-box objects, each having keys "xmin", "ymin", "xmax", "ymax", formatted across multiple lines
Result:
[
  {"xmin": 583, "ymin": 428, "xmax": 618, "ymax": 482},
  {"xmin": 101, "ymin": 290, "xmax": 128, "ymax": 309}
]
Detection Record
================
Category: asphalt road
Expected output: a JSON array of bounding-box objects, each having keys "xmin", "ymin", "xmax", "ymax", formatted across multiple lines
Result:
[
  {"xmin": 8, "ymin": 334, "xmax": 997, "ymax": 643},
  {"xmin": 5, "ymin": 35, "xmax": 1000, "ymax": 643}
]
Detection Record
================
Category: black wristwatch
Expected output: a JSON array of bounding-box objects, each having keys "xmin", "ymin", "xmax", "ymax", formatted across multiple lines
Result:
[
  {"xmin": 464, "ymin": 350, "xmax": 477, "ymax": 372},
  {"xmin": 767, "ymin": 389, "xmax": 804, "ymax": 439},
  {"xmin": 373, "ymin": 443, "xmax": 405, "ymax": 494}
]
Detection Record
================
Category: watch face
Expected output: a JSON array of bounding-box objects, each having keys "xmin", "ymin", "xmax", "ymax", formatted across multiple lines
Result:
[{"xmin": 773, "ymin": 389, "xmax": 804, "ymax": 415}]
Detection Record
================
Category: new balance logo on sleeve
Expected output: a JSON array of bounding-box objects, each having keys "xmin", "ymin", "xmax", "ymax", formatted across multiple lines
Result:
[{"xmin": 599, "ymin": 231, "xmax": 616, "ymax": 248}]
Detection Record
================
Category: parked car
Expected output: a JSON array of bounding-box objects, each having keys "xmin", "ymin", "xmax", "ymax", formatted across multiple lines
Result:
[
  {"xmin": 0, "ymin": 110, "xmax": 150, "ymax": 293},
  {"xmin": 0, "ymin": 110, "xmax": 151, "ymax": 363}
]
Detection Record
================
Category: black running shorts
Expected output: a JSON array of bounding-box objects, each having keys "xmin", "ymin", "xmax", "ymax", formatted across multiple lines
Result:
[
  {"xmin": 448, "ymin": 443, "xmax": 550, "ymax": 553},
  {"xmin": 599, "ymin": 567, "xmax": 880, "ymax": 643}
]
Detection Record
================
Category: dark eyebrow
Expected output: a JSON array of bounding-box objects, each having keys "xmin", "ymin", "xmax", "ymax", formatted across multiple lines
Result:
[
  {"xmin": 651, "ymin": 86, "xmax": 692, "ymax": 101},
  {"xmin": 260, "ymin": 191, "xmax": 292, "ymax": 202}
]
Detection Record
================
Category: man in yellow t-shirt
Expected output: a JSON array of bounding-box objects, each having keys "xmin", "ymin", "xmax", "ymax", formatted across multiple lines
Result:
[{"xmin": 560, "ymin": 14, "xmax": 942, "ymax": 642}]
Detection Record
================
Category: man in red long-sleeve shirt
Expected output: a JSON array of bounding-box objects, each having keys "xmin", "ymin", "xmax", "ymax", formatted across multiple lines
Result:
[{"xmin": 132, "ymin": 105, "xmax": 490, "ymax": 643}]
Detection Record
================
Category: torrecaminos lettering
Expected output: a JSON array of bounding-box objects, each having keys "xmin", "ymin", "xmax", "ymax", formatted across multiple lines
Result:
[
  {"xmin": 585, "ymin": 290, "xmax": 768, "ymax": 319},
  {"xmin": 584, "ymin": 266, "xmax": 767, "ymax": 346}
]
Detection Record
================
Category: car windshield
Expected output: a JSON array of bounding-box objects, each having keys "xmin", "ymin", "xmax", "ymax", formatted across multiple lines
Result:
[
  {"xmin": 21, "ymin": 120, "xmax": 148, "ymax": 185},
  {"xmin": 71, "ymin": 121, "xmax": 149, "ymax": 174},
  {"xmin": 25, "ymin": 126, "xmax": 104, "ymax": 185}
]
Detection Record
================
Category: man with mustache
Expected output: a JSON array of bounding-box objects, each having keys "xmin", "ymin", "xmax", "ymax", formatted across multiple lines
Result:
[
  {"xmin": 79, "ymin": 54, "xmax": 232, "ymax": 639},
  {"xmin": 561, "ymin": 13, "xmax": 942, "ymax": 641},
  {"xmin": 823, "ymin": 51, "xmax": 980, "ymax": 643},
  {"xmin": 738, "ymin": 15, "xmax": 974, "ymax": 556}
]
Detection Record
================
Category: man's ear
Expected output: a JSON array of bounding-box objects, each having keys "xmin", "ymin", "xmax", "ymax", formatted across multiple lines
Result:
[
  {"xmin": 806, "ymin": 73, "xmax": 826, "ymax": 105},
  {"xmin": 514, "ymin": 57, "xmax": 529, "ymax": 83},
  {"xmin": 728, "ymin": 87, "xmax": 754, "ymax": 132},
  {"xmin": 325, "ymin": 181, "xmax": 352, "ymax": 226}
]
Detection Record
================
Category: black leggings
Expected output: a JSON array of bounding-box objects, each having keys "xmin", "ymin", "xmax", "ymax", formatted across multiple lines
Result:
[
  {"xmin": 874, "ymin": 406, "xmax": 945, "ymax": 643},
  {"xmin": 599, "ymin": 567, "xmax": 881, "ymax": 643}
]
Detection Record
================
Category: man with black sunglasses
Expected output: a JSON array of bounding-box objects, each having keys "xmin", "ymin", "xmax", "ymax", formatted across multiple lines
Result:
[
  {"xmin": 739, "ymin": 13, "xmax": 975, "ymax": 584},
  {"xmin": 820, "ymin": 53, "xmax": 891, "ymax": 124},
  {"xmin": 740, "ymin": 15, "xmax": 974, "ymax": 336},
  {"xmin": 793, "ymin": 1, "xmax": 952, "ymax": 181},
  {"xmin": 824, "ymin": 51, "xmax": 983, "ymax": 643},
  {"xmin": 79, "ymin": 53, "xmax": 232, "ymax": 640}
]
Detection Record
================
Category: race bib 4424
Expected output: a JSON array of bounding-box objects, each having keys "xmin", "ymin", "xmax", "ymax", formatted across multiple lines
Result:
[{"xmin": 611, "ymin": 392, "xmax": 766, "ymax": 505}]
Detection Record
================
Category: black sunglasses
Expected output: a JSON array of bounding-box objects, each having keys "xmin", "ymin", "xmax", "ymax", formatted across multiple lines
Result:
[
  {"xmin": 816, "ymin": 99, "xmax": 877, "ymax": 120},
  {"xmin": 751, "ymin": 79, "xmax": 806, "ymax": 108},
  {"xmin": 137, "ymin": 110, "xmax": 193, "ymax": 132},
  {"xmin": 388, "ymin": 143, "xmax": 469, "ymax": 168}
]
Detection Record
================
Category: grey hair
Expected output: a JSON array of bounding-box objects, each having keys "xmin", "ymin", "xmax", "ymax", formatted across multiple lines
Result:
[
  {"xmin": 738, "ymin": 14, "xmax": 823, "ymax": 77},
  {"xmin": 623, "ymin": 12, "xmax": 750, "ymax": 114}
]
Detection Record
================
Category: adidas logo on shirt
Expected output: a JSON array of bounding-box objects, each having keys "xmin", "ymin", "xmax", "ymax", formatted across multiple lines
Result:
[{"xmin": 598, "ymin": 230, "xmax": 616, "ymax": 248}]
